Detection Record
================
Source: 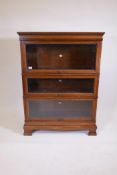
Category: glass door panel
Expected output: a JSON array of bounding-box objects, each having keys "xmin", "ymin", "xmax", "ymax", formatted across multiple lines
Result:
[
  {"xmin": 28, "ymin": 100, "xmax": 93, "ymax": 119},
  {"xmin": 26, "ymin": 44, "xmax": 96, "ymax": 70},
  {"xmin": 27, "ymin": 78, "xmax": 94, "ymax": 93}
]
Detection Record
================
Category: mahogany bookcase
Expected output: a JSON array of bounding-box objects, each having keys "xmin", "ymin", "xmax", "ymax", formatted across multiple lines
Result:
[{"xmin": 18, "ymin": 32, "xmax": 104, "ymax": 135}]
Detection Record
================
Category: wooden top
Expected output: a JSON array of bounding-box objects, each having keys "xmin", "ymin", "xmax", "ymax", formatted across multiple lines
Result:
[
  {"xmin": 17, "ymin": 32, "xmax": 105, "ymax": 35},
  {"xmin": 17, "ymin": 32, "xmax": 105, "ymax": 42}
]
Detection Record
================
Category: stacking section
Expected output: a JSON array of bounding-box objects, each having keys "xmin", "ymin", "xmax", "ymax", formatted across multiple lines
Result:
[{"xmin": 18, "ymin": 32, "xmax": 104, "ymax": 135}]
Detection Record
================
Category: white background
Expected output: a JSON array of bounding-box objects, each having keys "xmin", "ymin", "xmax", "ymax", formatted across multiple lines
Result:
[{"xmin": 0, "ymin": 0, "xmax": 117, "ymax": 175}]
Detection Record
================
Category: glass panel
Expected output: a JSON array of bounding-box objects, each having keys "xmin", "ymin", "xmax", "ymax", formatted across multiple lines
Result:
[
  {"xmin": 28, "ymin": 78, "xmax": 94, "ymax": 93},
  {"xmin": 26, "ymin": 44, "xmax": 96, "ymax": 70},
  {"xmin": 28, "ymin": 100, "xmax": 92, "ymax": 118}
]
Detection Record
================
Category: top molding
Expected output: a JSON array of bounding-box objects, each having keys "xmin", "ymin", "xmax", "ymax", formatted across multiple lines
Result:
[{"xmin": 17, "ymin": 32, "xmax": 105, "ymax": 42}]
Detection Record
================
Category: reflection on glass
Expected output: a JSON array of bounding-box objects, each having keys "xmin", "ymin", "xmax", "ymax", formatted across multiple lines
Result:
[{"xmin": 29, "ymin": 100, "xmax": 92, "ymax": 118}]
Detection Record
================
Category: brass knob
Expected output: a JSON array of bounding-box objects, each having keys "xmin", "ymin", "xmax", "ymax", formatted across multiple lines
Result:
[{"xmin": 59, "ymin": 54, "xmax": 63, "ymax": 58}]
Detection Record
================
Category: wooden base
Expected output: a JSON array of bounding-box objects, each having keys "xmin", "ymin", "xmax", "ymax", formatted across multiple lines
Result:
[
  {"xmin": 24, "ymin": 126, "xmax": 33, "ymax": 136},
  {"xmin": 24, "ymin": 123, "xmax": 97, "ymax": 136},
  {"xmin": 24, "ymin": 132, "xmax": 32, "ymax": 136},
  {"xmin": 88, "ymin": 131, "xmax": 97, "ymax": 136}
]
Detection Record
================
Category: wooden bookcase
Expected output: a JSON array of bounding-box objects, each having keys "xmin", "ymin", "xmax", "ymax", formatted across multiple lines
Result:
[{"xmin": 18, "ymin": 32, "xmax": 104, "ymax": 135}]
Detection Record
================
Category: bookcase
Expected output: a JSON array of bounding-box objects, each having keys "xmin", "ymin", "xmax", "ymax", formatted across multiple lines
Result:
[{"xmin": 18, "ymin": 32, "xmax": 104, "ymax": 135}]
